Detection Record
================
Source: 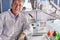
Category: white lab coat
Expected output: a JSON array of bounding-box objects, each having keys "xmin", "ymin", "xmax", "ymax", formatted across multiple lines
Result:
[{"xmin": 0, "ymin": 9, "xmax": 33, "ymax": 40}]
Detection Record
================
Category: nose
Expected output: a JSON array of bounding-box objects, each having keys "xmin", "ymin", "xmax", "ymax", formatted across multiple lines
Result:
[{"xmin": 15, "ymin": 4, "xmax": 20, "ymax": 9}]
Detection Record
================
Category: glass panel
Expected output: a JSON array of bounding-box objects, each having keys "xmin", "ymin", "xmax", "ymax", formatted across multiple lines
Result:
[
  {"xmin": 23, "ymin": 0, "xmax": 34, "ymax": 11},
  {"xmin": 23, "ymin": 0, "xmax": 47, "ymax": 11},
  {"xmin": 54, "ymin": 0, "xmax": 57, "ymax": 5},
  {"xmin": 53, "ymin": 0, "xmax": 60, "ymax": 8},
  {"xmin": 40, "ymin": 0, "xmax": 46, "ymax": 3},
  {"xmin": 0, "ymin": 0, "xmax": 1, "ymax": 13},
  {"xmin": 59, "ymin": 0, "xmax": 60, "ymax": 7}
]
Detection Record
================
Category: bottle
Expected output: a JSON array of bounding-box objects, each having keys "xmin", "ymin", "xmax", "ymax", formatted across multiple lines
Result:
[
  {"xmin": 36, "ymin": 19, "xmax": 40, "ymax": 27},
  {"xmin": 36, "ymin": 19, "xmax": 40, "ymax": 33},
  {"xmin": 55, "ymin": 32, "xmax": 60, "ymax": 40},
  {"xmin": 47, "ymin": 31, "xmax": 56, "ymax": 40}
]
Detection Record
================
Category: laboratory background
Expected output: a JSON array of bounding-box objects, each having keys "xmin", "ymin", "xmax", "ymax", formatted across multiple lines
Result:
[{"xmin": 0, "ymin": 0, "xmax": 60, "ymax": 40}]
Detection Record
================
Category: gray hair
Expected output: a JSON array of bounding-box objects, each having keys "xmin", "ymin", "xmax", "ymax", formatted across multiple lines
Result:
[{"xmin": 10, "ymin": 0, "xmax": 23, "ymax": 8}]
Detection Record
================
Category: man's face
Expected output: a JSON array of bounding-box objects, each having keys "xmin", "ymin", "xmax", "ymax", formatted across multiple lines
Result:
[{"xmin": 11, "ymin": 0, "xmax": 23, "ymax": 16}]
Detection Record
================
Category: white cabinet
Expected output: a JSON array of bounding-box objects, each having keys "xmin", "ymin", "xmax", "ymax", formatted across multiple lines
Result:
[
  {"xmin": 31, "ymin": 36, "xmax": 42, "ymax": 40},
  {"xmin": 31, "ymin": 36, "xmax": 48, "ymax": 40}
]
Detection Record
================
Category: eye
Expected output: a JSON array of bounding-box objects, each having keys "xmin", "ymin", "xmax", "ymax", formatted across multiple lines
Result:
[
  {"xmin": 13, "ymin": 2, "xmax": 17, "ymax": 5},
  {"xmin": 19, "ymin": 4, "xmax": 22, "ymax": 6}
]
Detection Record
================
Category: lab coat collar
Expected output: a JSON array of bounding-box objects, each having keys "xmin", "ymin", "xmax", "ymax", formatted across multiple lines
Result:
[{"xmin": 8, "ymin": 9, "xmax": 21, "ymax": 19}]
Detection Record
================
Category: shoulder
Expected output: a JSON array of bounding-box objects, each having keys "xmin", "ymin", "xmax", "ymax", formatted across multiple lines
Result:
[
  {"xmin": 20, "ymin": 12, "xmax": 28, "ymax": 22},
  {"xmin": 0, "ymin": 11, "xmax": 9, "ymax": 20},
  {"xmin": 21, "ymin": 12, "xmax": 27, "ymax": 19}
]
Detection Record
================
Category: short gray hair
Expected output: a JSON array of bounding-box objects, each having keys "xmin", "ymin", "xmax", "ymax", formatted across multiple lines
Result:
[
  {"xmin": 10, "ymin": 0, "xmax": 23, "ymax": 8},
  {"xmin": 12, "ymin": 0, "xmax": 23, "ymax": 4}
]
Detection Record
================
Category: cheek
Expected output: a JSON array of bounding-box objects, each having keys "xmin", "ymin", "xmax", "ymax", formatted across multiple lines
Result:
[
  {"xmin": 19, "ymin": 6, "xmax": 23, "ymax": 10},
  {"xmin": 12, "ymin": 5, "xmax": 16, "ymax": 10}
]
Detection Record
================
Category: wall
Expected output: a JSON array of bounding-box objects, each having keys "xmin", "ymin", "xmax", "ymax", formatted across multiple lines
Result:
[{"xmin": 2, "ymin": 0, "xmax": 11, "ymax": 12}]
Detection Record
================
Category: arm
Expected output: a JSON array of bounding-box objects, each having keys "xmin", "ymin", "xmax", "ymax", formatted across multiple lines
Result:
[
  {"xmin": 22, "ymin": 13, "xmax": 33, "ymax": 36},
  {"xmin": 18, "ymin": 14, "xmax": 33, "ymax": 40},
  {"xmin": 23, "ymin": 21, "xmax": 33, "ymax": 36},
  {"xmin": 18, "ymin": 21, "xmax": 33, "ymax": 40},
  {"xmin": 0, "ymin": 14, "xmax": 11, "ymax": 40},
  {"xmin": 0, "ymin": 17, "xmax": 3, "ymax": 40}
]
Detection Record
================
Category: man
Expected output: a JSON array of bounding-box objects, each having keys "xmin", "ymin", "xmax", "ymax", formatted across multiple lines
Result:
[{"xmin": 0, "ymin": 0, "xmax": 33, "ymax": 40}]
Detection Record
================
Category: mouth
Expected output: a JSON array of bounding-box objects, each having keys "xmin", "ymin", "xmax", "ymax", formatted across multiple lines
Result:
[{"xmin": 15, "ymin": 8, "xmax": 19, "ymax": 10}]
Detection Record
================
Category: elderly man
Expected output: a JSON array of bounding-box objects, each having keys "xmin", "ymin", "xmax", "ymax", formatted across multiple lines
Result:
[{"xmin": 0, "ymin": 0, "xmax": 33, "ymax": 40}]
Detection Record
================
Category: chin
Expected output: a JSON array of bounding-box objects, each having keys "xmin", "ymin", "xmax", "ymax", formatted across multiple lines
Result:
[{"xmin": 15, "ymin": 11, "xmax": 19, "ymax": 13}]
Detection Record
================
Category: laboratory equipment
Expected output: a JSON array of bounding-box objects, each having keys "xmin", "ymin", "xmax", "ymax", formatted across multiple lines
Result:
[
  {"xmin": 47, "ymin": 31, "xmax": 56, "ymax": 37},
  {"xmin": 47, "ymin": 31, "xmax": 56, "ymax": 40},
  {"xmin": 55, "ymin": 32, "xmax": 60, "ymax": 40},
  {"xmin": 36, "ymin": 19, "xmax": 40, "ymax": 27}
]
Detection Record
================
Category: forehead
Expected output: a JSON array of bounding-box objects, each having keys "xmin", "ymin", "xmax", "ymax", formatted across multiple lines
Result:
[{"xmin": 13, "ymin": 0, "xmax": 23, "ymax": 3}]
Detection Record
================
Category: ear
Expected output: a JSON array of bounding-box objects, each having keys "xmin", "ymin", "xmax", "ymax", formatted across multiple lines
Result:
[{"xmin": 11, "ymin": 4, "xmax": 13, "ymax": 8}]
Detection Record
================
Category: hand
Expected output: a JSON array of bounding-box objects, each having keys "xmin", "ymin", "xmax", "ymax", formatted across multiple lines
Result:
[{"xmin": 18, "ymin": 32, "xmax": 25, "ymax": 40}]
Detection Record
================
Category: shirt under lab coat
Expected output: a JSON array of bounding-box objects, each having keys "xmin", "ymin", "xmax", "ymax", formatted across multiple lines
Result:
[{"xmin": 0, "ymin": 9, "xmax": 33, "ymax": 40}]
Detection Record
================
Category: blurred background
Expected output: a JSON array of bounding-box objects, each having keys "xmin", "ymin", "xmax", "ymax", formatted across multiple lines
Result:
[{"xmin": 1, "ymin": 0, "xmax": 60, "ymax": 40}]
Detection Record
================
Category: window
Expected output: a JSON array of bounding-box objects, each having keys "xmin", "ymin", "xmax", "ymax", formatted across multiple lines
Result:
[
  {"xmin": 23, "ymin": 0, "xmax": 32, "ymax": 11},
  {"xmin": 53, "ymin": 0, "xmax": 60, "ymax": 7},
  {"xmin": 0, "ymin": 2, "xmax": 1, "ymax": 13}
]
